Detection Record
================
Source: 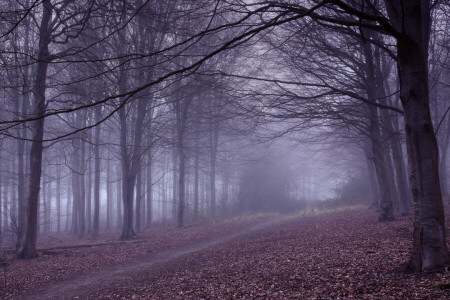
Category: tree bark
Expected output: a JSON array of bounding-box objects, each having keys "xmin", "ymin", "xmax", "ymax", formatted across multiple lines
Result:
[
  {"xmin": 365, "ymin": 154, "xmax": 379, "ymax": 209},
  {"xmin": 177, "ymin": 147, "xmax": 186, "ymax": 228},
  {"xmin": 193, "ymin": 125, "xmax": 200, "ymax": 220},
  {"xmin": 18, "ymin": 0, "xmax": 52, "ymax": 259},
  {"xmin": 146, "ymin": 150, "xmax": 152, "ymax": 227},
  {"xmin": 56, "ymin": 167, "xmax": 61, "ymax": 233},
  {"xmin": 209, "ymin": 109, "xmax": 219, "ymax": 221},
  {"xmin": 135, "ymin": 168, "xmax": 142, "ymax": 233},
  {"xmin": 362, "ymin": 40, "xmax": 394, "ymax": 222},
  {"xmin": 92, "ymin": 117, "xmax": 101, "ymax": 237},
  {"xmin": 386, "ymin": 0, "xmax": 450, "ymax": 272},
  {"xmin": 106, "ymin": 152, "xmax": 111, "ymax": 230},
  {"xmin": 439, "ymin": 117, "xmax": 449, "ymax": 201},
  {"xmin": 86, "ymin": 156, "xmax": 92, "ymax": 234}
]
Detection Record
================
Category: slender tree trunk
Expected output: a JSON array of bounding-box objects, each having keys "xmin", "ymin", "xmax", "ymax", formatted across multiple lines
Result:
[
  {"xmin": 18, "ymin": 0, "xmax": 52, "ymax": 259},
  {"xmin": 391, "ymin": 137, "xmax": 410, "ymax": 215},
  {"xmin": 106, "ymin": 152, "xmax": 111, "ymax": 230},
  {"xmin": 384, "ymin": 148, "xmax": 399, "ymax": 209},
  {"xmin": 369, "ymin": 109, "xmax": 394, "ymax": 221},
  {"xmin": 56, "ymin": 167, "xmax": 61, "ymax": 233},
  {"xmin": 135, "ymin": 169, "xmax": 142, "ymax": 233},
  {"xmin": 362, "ymin": 39, "xmax": 394, "ymax": 221},
  {"xmin": 146, "ymin": 150, "xmax": 152, "ymax": 227},
  {"xmin": 3, "ymin": 179, "xmax": 9, "ymax": 233},
  {"xmin": 162, "ymin": 160, "xmax": 167, "ymax": 221},
  {"xmin": 46, "ymin": 181, "xmax": 52, "ymax": 233},
  {"xmin": 177, "ymin": 148, "xmax": 185, "ymax": 228},
  {"xmin": 375, "ymin": 53, "xmax": 409, "ymax": 215},
  {"xmin": 116, "ymin": 167, "xmax": 122, "ymax": 229},
  {"xmin": 71, "ymin": 163, "xmax": 79, "ymax": 235},
  {"xmin": 365, "ymin": 155, "xmax": 379, "ymax": 209},
  {"xmin": 78, "ymin": 128, "xmax": 86, "ymax": 238},
  {"xmin": 193, "ymin": 133, "xmax": 199, "ymax": 220},
  {"xmin": 172, "ymin": 148, "xmax": 178, "ymax": 221},
  {"xmin": 86, "ymin": 155, "xmax": 92, "ymax": 234},
  {"xmin": 66, "ymin": 177, "xmax": 71, "ymax": 232},
  {"xmin": 93, "ymin": 121, "xmax": 101, "ymax": 237}
]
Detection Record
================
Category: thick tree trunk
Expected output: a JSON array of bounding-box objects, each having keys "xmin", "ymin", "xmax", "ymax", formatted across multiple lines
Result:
[
  {"xmin": 0, "ymin": 168, "xmax": 2, "ymax": 245},
  {"xmin": 18, "ymin": 0, "xmax": 52, "ymax": 259},
  {"xmin": 386, "ymin": 0, "xmax": 450, "ymax": 272},
  {"xmin": 439, "ymin": 118, "xmax": 449, "ymax": 201}
]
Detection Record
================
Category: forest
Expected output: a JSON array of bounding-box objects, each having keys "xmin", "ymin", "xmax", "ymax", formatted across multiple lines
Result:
[{"xmin": 0, "ymin": 0, "xmax": 449, "ymax": 299}]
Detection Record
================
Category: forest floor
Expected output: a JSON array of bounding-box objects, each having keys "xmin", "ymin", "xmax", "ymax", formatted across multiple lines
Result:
[{"xmin": 1, "ymin": 208, "xmax": 450, "ymax": 299}]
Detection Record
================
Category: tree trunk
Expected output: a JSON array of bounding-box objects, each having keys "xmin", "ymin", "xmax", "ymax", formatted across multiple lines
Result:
[
  {"xmin": 56, "ymin": 167, "xmax": 61, "ymax": 233},
  {"xmin": 18, "ymin": 0, "xmax": 52, "ymax": 259},
  {"xmin": 135, "ymin": 168, "xmax": 142, "ymax": 233},
  {"xmin": 390, "ymin": 136, "xmax": 410, "ymax": 215},
  {"xmin": 386, "ymin": 0, "xmax": 450, "ymax": 272},
  {"xmin": 383, "ymin": 148, "xmax": 400, "ymax": 209},
  {"xmin": 66, "ymin": 177, "xmax": 71, "ymax": 232},
  {"xmin": 92, "ymin": 119, "xmax": 101, "ymax": 237},
  {"xmin": 46, "ymin": 181, "xmax": 52, "ymax": 233},
  {"xmin": 71, "ymin": 162, "xmax": 79, "ymax": 235},
  {"xmin": 365, "ymin": 154, "xmax": 379, "ymax": 209},
  {"xmin": 79, "ymin": 128, "xmax": 86, "ymax": 238},
  {"xmin": 86, "ymin": 160, "xmax": 92, "ymax": 235},
  {"xmin": 362, "ymin": 38, "xmax": 394, "ymax": 221},
  {"xmin": 106, "ymin": 152, "xmax": 111, "ymax": 230},
  {"xmin": 439, "ymin": 117, "xmax": 449, "ymax": 201},
  {"xmin": 193, "ymin": 130, "xmax": 199, "ymax": 220},
  {"xmin": 146, "ymin": 150, "xmax": 152, "ymax": 227},
  {"xmin": 177, "ymin": 148, "xmax": 185, "ymax": 228},
  {"xmin": 116, "ymin": 166, "xmax": 122, "ymax": 229},
  {"xmin": 369, "ymin": 108, "xmax": 395, "ymax": 221},
  {"xmin": 0, "ymin": 167, "xmax": 2, "ymax": 245},
  {"xmin": 172, "ymin": 148, "xmax": 178, "ymax": 221}
]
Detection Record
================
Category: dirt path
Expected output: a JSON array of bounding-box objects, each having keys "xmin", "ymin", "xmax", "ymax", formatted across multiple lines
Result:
[{"xmin": 16, "ymin": 216, "xmax": 292, "ymax": 300}]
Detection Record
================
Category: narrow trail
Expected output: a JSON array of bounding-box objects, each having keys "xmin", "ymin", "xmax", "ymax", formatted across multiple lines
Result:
[{"xmin": 17, "ymin": 216, "xmax": 293, "ymax": 300}]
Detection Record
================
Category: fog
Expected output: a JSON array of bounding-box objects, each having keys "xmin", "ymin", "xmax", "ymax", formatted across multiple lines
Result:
[{"xmin": 0, "ymin": 1, "xmax": 448, "ymax": 296}]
